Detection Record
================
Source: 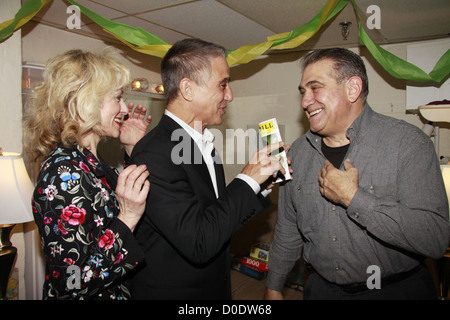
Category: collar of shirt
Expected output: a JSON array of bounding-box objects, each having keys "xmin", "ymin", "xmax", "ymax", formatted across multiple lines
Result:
[
  {"xmin": 164, "ymin": 110, "xmax": 267, "ymax": 197},
  {"xmin": 165, "ymin": 109, "xmax": 215, "ymax": 149},
  {"xmin": 165, "ymin": 109, "xmax": 218, "ymax": 197},
  {"xmin": 345, "ymin": 102, "xmax": 372, "ymax": 146},
  {"xmin": 305, "ymin": 102, "xmax": 373, "ymax": 151}
]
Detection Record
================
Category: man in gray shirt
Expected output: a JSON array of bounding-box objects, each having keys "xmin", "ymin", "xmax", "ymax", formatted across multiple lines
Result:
[{"xmin": 265, "ymin": 48, "xmax": 450, "ymax": 299}]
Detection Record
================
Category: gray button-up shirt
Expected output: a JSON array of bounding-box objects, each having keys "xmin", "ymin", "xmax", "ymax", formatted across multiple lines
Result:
[{"xmin": 267, "ymin": 104, "xmax": 450, "ymax": 290}]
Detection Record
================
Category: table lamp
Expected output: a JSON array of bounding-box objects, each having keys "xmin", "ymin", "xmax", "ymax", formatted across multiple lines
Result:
[{"xmin": 0, "ymin": 150, "xmax": 34, "ymax": 299}]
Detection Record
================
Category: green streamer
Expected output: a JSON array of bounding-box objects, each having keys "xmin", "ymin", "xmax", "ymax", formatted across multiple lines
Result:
[
  {"xmin": 271, "ymin": 0, "xmax": 350, "ymax": 48},
  {"xmin": 0, "ymin": 0, "xmax": 52, "ymax": 42},
  {"xmin": 66, "ymin": 0, "xmax": 168, "ymax": 46},
  {"xmin": 1, "ymin": 0, "xmax": 449, "ymax": 84},
  {"xmin": 350, "ymin": 0, "xmax": 449, "ymax": 83}
]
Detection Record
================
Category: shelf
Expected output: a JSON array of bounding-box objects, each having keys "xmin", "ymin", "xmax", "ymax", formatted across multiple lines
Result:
[
  {"xmin": 125, "ymin": 90, "xmax": 165, "ymax": 99},
  {"xmin": 418, "ymin": 105, "xmax": 450, "ymax": 123}
]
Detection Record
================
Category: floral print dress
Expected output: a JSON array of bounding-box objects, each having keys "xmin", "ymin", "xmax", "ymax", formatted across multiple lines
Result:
[{"xmin": 32, "ymin": 145, "xmax": 144, "ymax": 299}]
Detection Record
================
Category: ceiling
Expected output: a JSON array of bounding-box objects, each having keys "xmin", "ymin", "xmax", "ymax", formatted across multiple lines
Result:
[{"xmin": 28, "ymin": 0, "xmax": 450, "ymax": 54}]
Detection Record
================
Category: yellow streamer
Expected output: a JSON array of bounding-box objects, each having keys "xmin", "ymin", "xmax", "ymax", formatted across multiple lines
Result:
[
  {"xmin": 271, "ymin": 0, "xmax": 340, "ymax": 50},
  {"xmin": 103, "ymin": 29, "xmax": 171, "ymax": 58},
  {"xmin": 226, "ymin": 41, "xmax": 273, "ymax": 66},
  {"xmin": 226, "ymin": 0, "xmax": 341, "ymax": 65}
]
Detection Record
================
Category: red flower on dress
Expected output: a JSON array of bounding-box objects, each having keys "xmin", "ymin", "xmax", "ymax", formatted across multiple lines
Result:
[
  {"xmin": 114, "ymin": 252, "xmax": 124, "ymax": 264},
  {"xmin": 98, "ymin": 229, "xmax": 115, "ymax": 250},
  {"xmin": 64, "ymin": 258, "xmax": 76, "ymax": 265},
  {"xmin": 43, "ymin": 216, "xmax": 52, "ymax": 225},
  {"xmin": 60, "ymin": 204, "xmax": 86, "ymax": 226},
  {"xmin": 86, "ymin": 155, "xmax": 97, "ymax": 166},
  {"xmin": 79, "ymin": 161, "xmax": 90, "ymax": 173},
  {"xmin": 57, "ymin": 219, "xmax": 68, "ymax": 235},
  {"xmin": 100, "ymin": 176, "xmax": 111, "ymax": 189}
]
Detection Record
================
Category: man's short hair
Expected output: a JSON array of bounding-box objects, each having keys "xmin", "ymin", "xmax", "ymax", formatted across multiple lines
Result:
[{"xmin": 161, "ymin": 38, "xmax": 227, "ymax": 104}]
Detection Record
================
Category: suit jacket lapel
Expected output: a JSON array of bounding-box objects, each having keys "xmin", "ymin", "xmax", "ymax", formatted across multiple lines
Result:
[
  {"xmin": 162, "ymin": 114, "xmax": 219, "ymax": 197},
  {"xmin": 212, "ymin": 148, "xmax": 226, "ymax": 197}
]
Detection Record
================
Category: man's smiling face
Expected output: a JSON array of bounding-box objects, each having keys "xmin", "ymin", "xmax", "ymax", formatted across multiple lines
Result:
[{"xmin": 299, "ymin": 58, "xmax": 353, "ymax": 141}]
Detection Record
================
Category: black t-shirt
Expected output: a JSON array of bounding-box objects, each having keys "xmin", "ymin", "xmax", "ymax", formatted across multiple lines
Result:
[{"xmin": 321, "ymin": 139, "xmax": 349, "ymax": 168}]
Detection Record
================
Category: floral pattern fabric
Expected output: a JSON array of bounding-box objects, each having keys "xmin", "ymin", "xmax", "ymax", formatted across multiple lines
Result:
[{"xmin": 32, "ymin": 145, "xmax": 143, "ymax": 299}]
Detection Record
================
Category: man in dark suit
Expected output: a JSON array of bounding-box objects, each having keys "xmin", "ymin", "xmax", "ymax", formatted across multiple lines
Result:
[{"xmin": 128, "ymin": 38, "xmax": 287, "ymax": 300}]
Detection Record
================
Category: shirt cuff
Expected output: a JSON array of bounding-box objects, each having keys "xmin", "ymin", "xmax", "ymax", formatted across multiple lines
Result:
[
  {"xmin": 346, "ymin": 187, "xmax": 376, "ymax": 224},
  {"xmin": 260, "ymin": 188, "xmax": 272, "ymax": 197},
  {"xmin": 236, "ymin": 173, "xmax": 261, "ymax": 194}
]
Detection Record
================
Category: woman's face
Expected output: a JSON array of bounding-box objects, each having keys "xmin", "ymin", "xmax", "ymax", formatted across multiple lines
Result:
[{"xmin": 99, "ymin": 89, "xmax": 128, "ymax": 138}]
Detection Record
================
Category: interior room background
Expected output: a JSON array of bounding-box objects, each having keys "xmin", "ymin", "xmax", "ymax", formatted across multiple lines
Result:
[{"xmin": 1, "ymin": 0, "xmax": 449, "ymax": 299}]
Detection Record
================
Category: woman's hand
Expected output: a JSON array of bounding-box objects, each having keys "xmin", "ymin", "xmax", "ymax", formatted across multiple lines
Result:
[
  {"xmin": 120, "ymin": 102, "xmax": 152, "ymax": 156},
  {"xmin": 116, "ymin": 164, "xmax": 150, "ymax": 231}
]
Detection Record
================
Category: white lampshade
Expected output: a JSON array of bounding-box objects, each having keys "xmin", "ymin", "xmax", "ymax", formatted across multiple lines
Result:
[
  {"xmin": 441, "ymin": 165, "xmax": 450, "ymax": 220},
  {"xmin": 0, "ymin": 152, "xmax": 35, "ymax": 224}
]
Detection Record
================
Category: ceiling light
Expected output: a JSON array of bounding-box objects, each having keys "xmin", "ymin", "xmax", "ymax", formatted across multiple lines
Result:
[
  {"xmin": 339, "ymin": 21, "xmax": 352, "ymax": 40},
  {"xmin": 131, "ymin": 78, "xmax": 149, "ymax": 91}
]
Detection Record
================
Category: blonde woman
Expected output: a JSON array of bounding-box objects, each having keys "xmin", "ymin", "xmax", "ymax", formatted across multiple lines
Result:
[{"xmin": 23, "ymin": 49, "xmax": 151, "ymax": 300}]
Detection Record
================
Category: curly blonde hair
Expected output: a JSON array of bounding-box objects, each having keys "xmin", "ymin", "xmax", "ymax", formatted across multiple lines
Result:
[{"xmin": 23, "ymin": 48, "xmax": 130, "ymax": 163}]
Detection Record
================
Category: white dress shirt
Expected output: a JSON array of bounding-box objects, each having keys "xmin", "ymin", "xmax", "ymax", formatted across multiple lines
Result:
[{"xmin": 165, "ymin": 110, "xmax": 218, "ymax": 197}]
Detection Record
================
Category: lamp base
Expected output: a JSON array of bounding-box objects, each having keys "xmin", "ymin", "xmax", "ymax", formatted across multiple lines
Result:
[{"xmin": 0, "ymin": 225, "xmax": 17, "ymax": 299}]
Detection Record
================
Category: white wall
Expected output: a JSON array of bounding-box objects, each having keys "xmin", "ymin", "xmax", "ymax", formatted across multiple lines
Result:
[
  {"xmin": 0, "ymin": 0, "xmax": 27, "ymax": 300},
  {"xmin": 1, "ymin": 2, "xmax": 23, "ymax": 153}
]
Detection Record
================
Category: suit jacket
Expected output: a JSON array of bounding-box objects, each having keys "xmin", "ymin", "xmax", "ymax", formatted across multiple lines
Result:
[{"xmin": 128, "ymin": 114, "xmax": 270, "ymax": 299}]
